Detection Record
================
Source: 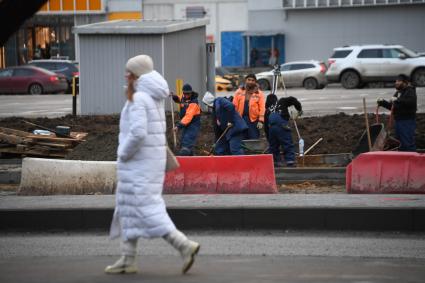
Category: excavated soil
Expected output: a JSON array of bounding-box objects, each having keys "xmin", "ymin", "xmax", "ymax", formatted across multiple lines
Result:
[{"xmin": 1, "ymin": 112, "xmax": 424, "ymax": 161}]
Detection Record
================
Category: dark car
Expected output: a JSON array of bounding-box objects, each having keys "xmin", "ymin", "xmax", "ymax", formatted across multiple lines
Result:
[
  {"xmin": 0, "ymin": 66, "xmax": 68, "ymax": 94},
  {"xmin": 28, "ymin": 59, "xmax": 79, "ymax": 92}
]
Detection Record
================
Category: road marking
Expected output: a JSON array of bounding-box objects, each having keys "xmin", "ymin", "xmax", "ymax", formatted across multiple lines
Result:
[{"xmin": 338, "ymin": 107, "xmax": 357, "ymax": 110}]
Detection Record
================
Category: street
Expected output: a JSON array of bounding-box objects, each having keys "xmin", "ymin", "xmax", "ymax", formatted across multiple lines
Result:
[
  {"xmin": 1, "ymin": 230, "xmax": 425, "ymax": 283},
  {"xmin": 0, "ymin": 86, "xmax": 424, "ymax": 118}
]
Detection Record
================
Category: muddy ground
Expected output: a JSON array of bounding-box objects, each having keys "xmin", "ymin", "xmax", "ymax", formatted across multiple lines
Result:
[{"xmin": 1, "ymin": 112, "xmax": 424, "ymax": 161}]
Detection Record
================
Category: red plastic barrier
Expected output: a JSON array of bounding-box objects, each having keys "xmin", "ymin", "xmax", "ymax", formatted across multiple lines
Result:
[
  {"xmin": 164, "ymin": 154, "xmax": 277, "ymax": 194},
  {"xmin": 346, "ymin": 152, "xmax": 425, "ymax": 194}
]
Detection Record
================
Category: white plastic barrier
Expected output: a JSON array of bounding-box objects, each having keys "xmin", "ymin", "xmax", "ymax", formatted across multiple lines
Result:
[{"xmin": 19, "ymin": 158, "xmax": 116, "ymax": 195}]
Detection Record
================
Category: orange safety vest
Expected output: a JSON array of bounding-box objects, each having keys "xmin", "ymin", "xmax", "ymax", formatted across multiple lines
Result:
[
  {"xmin": 233, "ymin": 88, "xmax": 265, "ymax": 123},
  {"xmin": 180, "ymin": 103, "xmax": 201, "ymax": 126}
]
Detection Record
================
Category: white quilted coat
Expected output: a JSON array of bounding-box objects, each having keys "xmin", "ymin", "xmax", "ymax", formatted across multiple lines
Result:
[{"xmin": 110, "ymin": 70, "xmax": 176, "ymax": 241}]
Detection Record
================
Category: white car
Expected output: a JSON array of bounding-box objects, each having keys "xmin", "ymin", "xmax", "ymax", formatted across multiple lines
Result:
[
  {"xmin": 326, "ymin": 44, "xmax": 425, "ymax": 89},
  {"xmin": 255, "ymin": 60, "xmax": 327, "ymax": 90}
]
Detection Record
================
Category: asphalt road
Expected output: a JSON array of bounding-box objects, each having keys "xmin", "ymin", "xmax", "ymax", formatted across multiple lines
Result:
[
  {"xmin": 0, "ymin": 86, "xmax": 424, "ymax": 118},
  {"xmin": 1, "ymin": 230, "xmax": 424, "ymax": 282}
]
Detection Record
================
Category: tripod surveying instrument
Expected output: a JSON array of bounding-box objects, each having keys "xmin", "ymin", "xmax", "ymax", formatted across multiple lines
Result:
[
  {"xmin": 269, "ymin": 64, "xmax": 305, "ymax": 157},
  {"xmin": 270, "ymin": 64, "xmax": 288, "ymax": 97}
]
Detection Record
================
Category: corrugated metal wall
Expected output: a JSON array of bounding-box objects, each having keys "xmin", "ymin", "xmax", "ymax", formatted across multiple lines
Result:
[
  {"xmin": 79, "ymin": 34, "xmax": 163, "ymax": 114},
  {"xmin": 164, "ymin": 26, "xmax": 207, "ymax": 101}
]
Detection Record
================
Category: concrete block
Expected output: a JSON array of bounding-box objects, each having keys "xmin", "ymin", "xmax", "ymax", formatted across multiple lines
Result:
[{"xmin": 18, "ymin": 158, "xmax": 116, "ymax": 195}]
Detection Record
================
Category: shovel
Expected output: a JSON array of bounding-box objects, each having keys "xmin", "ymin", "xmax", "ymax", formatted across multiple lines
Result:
[
  {"xmin": 169, "ymin": 93, "xmax": 178, "ymax": 148},
  {"xmin": 208, "ymin": 125, "xmax": 231, "ymax": 155}
]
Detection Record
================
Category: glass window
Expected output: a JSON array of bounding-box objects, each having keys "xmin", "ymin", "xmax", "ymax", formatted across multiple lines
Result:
[
  {"xmin": 331, "ymin": 50, "xmax": 352, "ymax": 58},
  {"xmin": 13, "ymin": 69, "xmax": 35, "ymax": 77},
  {"xmin": 281, "ymin": 64, "xmax": 291, "ymax": 71},
  {"xmin": 289, "ymin": 64, "xmax": 315, "ymax": 71},
  {"xmin": 0, "ymin": 69, "xmax": 13, "ymax": 77},
  {"xmin": 357, "ymin": 49, "xmax": 382, "ymax": 58},
  {"xmin": 382, "ymin": 49, "xmax": 402, "ymax": 58},
  {"xmin": 56, "ymin": 63, "xmax": 70, "ymax": 71},
  {"xmin": 399, "ymin": 47, "xmax": 418, "ymax": 58}
]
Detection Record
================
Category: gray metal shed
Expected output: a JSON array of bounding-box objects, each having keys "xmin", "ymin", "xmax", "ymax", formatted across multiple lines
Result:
[{"xmin": 74, "ymin": 19, "xmax": 208, "ymax": 115}]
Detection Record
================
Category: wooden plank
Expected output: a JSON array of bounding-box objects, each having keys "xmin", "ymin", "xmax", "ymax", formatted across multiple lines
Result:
[
  {"xmin": 27, "ymin": 135, "xmax": 77, "ymax": 143},
  {"xmin": 0, "ymin": 127, "xmax": 30, "ymax": 138},
  {"xmin": 0, "ymin": 146, "xmax": 68, "ymax": 158},
  {"xmin": 0, "ymin": 133, "xmax": 25, "ymax": 145},
  {"xmin": 27, "ymin": 141, "xmax": 71, "ymax": 149},
  {"xmin": 27, "ymin": 132, "xmax": 87, "ymax": 142}
]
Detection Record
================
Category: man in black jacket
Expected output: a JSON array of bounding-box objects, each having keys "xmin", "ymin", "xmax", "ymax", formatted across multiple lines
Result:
[
  {"xmin": 377, "ymin": 75, "xmax": 417, "ymax": 151},
  {"xmin": 266, "ymin": 94, "xmax": 303, "ymax": 167}
]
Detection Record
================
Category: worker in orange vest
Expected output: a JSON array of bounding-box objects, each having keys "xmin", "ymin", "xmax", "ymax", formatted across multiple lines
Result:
[{"xmin": 232, "ymin": 74, "xmax": 265, "ymax": 139}]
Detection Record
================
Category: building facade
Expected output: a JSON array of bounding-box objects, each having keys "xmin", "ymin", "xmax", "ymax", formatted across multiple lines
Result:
[
  {"xmin": 142, "ymin": 0, "xmax": 248, "ymax": 67},
  {"xmin": 248, "ymin": 0, "xmax": 425, "ymax": 62},
  {"xmin": 1, "ymin": 0, "xmax": 143, "ymax": 68}
]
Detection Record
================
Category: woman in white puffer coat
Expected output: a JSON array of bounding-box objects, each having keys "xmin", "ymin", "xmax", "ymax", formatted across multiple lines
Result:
[{"xmin": 105, "ymin": 54, "xmax": 200, "ymax": 275}]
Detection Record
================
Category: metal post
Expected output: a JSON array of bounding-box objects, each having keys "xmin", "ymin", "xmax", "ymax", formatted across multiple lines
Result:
[
  {"xmin": 206, "ymin": 42, "xmax": 216, "ymax": 96},
  {"xmin": 72, "ymin": 76, "xmax": 77, "ymax": 116}
]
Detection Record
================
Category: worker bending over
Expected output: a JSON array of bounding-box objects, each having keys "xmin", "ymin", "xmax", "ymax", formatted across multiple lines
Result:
[
  {"xmin": 202, "ymin": 92, "xmax": 248, "ymax": 155},
  {"xmin": 266, "ymin": 94, "xmax": 303, "ymax": 167}
]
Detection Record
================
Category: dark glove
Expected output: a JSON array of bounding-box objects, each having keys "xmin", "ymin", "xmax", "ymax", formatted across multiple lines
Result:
[
  {"xmin": 172, "ymin": 95, "xmax": 180, "ymax": 103},
  {"xmin": 376, "ymin": 97, "xmax": 385, "ymax": 106}
]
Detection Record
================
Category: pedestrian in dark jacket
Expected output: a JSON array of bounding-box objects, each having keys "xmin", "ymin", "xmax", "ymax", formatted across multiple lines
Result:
[
  {"xmin": 202, "ymin": 92, "xmax": 248, "ymax": 155},
  {"xmin": 267, "ymin": 95, "xmax": 303, "ymax": 167},
  {"xmin": 172, "ymin": 84, "xmax": 201, "ymax": 156},
  {"xmin": 377, "ymin": 74, "xmax": 417, "ymax": 151}
]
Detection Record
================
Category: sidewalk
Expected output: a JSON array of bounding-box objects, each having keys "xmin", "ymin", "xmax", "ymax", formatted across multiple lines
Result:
[{"xmin": 1, "ymin": 194, "xmax": 424, "ymax": 232}]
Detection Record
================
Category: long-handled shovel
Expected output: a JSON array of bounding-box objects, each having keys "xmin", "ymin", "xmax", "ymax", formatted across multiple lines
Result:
[
  {"xmin": 208, "ymin": 125, "xmax": 231, "ymax": 155},
  {"xmin": 169, "ymin": 94, "xmax": 177, "ymax": 149},
  {"xmin": 362, "ymin": 96, "xmax": 373, "ymax": 152}
]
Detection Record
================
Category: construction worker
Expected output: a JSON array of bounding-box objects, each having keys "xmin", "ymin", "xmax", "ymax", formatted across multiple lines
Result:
[
  {"xmin": 172, "ymin": 84, "xmax": 201, "ymax": 156},
  {"xmin": 202, "ymin": 92, "xmax": 248, "ymax": 155},
  {"xmin": 264, "ymin": 93, "xmax": 279, "ymax": 143},
  {"xmin": 377, "ymin": 74, "xmax": 417, "ymax": 151},
  {"xmin": 266, "ymin": 95, "xmax": 303, "ymax": 167},
  {"xmin": 233, "ymin": 74, "xmax": 266, "ymax": 139}
]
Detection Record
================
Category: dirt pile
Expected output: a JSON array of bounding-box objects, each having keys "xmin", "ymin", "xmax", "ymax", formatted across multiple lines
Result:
[{"xmin": 1, "ymin": 113, "xmax": 424, "ymax": 161}]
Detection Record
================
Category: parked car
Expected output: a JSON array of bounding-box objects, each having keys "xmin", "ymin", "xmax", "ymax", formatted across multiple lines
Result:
[
  {"xmin": 27, "ymin": 59, "xmax": 79, "ymax": 92},
  {"xmin": 255, "ymin": 60, "xmax": 327, "ymax": 90},
  {"xmin": 0, "ymin": 66, "xmax": 68, "ymax": 94},
  {"xmin": 326, "ymin": 44, "xmax": 425, "ymax": 89},
  {"xmin": 216, "ymin": 67, "xmax": 240, "ymax": 89}
]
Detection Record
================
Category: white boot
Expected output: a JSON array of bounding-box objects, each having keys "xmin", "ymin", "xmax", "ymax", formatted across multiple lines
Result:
[
  {"xmin": 104, "ymin": 255, "xmax": 138, "ymax": 274},
  {"xmin": 164, "ymin": 230, "xmax": 200, "ymax": 274},
  {"xmin": 105, "ymin": 239, "xmax": 138, "ymax": 274}
]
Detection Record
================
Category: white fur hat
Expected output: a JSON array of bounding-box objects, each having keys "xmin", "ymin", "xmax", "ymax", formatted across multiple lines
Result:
[
  {"xmin": 202, "ymin": 91, "xmax": 215, "ymax": 107},
  {"xmin": 126, "ymin": 55, "xmax": 153, "ymax": 77}
]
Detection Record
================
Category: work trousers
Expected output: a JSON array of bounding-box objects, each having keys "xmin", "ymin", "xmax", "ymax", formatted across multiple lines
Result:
[
  {"xmin": 268, "ymin": 121, "xmax": 295, "ymax": 166},
  {"xmin": 178, "ymin": 121, "xmax": 200, "ymax": 156},
  {"xmin": 395, "ymin": 119, "xmax": 416, "ymax": 152},
  {"xmin": 242, "ymin": 115, "xmax": 260, "ymax": 140},
  {"xmin": 215, "ymin": 133, "xmax": 244, "ymax": 155}
]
